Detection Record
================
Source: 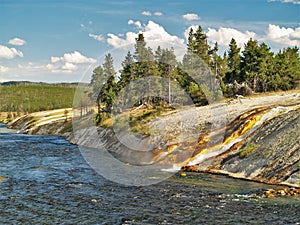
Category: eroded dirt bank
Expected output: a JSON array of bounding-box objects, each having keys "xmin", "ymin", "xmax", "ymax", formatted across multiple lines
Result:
[{"xmin": 6, "ymin": 91, "xmax": 300, "ymax": 187}]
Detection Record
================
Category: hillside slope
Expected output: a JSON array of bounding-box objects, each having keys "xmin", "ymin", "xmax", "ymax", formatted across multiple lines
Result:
[{"xmin": 7, "ymin": 90, "xmax": 300, "ymax": 187}]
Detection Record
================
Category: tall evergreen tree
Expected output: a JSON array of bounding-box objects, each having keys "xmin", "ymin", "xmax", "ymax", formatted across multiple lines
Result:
[
  {"xmin": 194, "ymin": 26, "xmax": 210, "ymax": 63},
  {"xmin": 158, "ymin": 47, "xmax": 177, "ymax": 103},
  {"xmin": 273, "ymin": 47, "xmax": 300, "ymax": 90},
  {"xmin": 226, "ymin": 38, "xmax": 241, "ymax": 83},
  {"xmin": 133, "ymin": 33, "xmax": 158, "ymax": 105},
  {"xmin": 118, "ymin": 51, "xmax": 134, "ymax": 90},
  {"xmin": 256, "ymin": 42, "xmax": 274, "ymax": 92},
  {"xmin": 90, "ymin": 65, "xmax": 105, "ymax": 113},
  {"xmin": 240, "ymin": 38, "xmax": 260, "ymax": 91},
  {"xmin": 101, "ymin": 53, "xmax": 117, "ymax": 112}
]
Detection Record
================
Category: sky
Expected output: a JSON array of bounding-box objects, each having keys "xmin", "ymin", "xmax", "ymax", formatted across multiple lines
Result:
[{"xmin": 0, "ymin": 0, "xmax": 299, "ymax": 83}]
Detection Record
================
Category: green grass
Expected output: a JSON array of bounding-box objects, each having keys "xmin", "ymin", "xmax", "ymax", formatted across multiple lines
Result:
[
  {"xmin": 0, "ymin": 85, "xmax": 76, "ymax": 113},
  {"xmin": 239, "ymin": 143, "xmax": 260, "ymax": 159},
  {"xmin": 59, "ymin": 121, "xmax": 73, "ymax": 134},
  {"xmin": 101, "ymin": 106, "xmax": 174, "ymax": 136}
]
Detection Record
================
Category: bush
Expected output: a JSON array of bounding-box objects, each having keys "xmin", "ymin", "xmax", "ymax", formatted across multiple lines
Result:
[{"xmin": 239, "ymin": 143, "xmax": 259, "ymax": 159}]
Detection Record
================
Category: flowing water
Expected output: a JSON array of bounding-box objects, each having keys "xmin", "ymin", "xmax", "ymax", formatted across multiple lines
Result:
[{"xmin": 0, "ymin": 124, "xmax": 299, "ymax": 224}]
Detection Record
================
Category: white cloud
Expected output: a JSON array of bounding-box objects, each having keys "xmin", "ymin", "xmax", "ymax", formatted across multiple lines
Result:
[
  {"xmin": 142, "ymin": 11, "xmax": 152, "ymax": 16},
  {"xmin": 0, "ymin": 45, "xmax": 24, "ymax": 59},
  {"xmin": 154, "ymin": 12, "xmax": 163, "ymax": 16},
  {"xmin": 51, "ymin": 56, "xmax": 61, "ymax": 63},
  {"xmin": 206, "ymin": 27, "xmax": 256, "ymax": 48},
  {"xmin": 265, "ymin": 24, "xmax": 300, "ymax": 46},
  {"xmin": 8, "ymin": 37, "xmax": 26, "ymax": 46},
  {"xmin": 63, "ymin": 51, "xmax": 96, "ymax": 64},
  {"xmin": 0, "ymin": 65, "xmax": 8, "ymax": 73},
  {"xmin": 107, "ymin": 21, "xmax": 184, "ymax": 50},
  {"xmin": 89, "ymin": 33, "xmax": 105, "ymax": 42},
  {"xmin": 51, "ymin": 51, "xmax": 96, "ymax": 64},
  {"xmin": 268, "ymin": 0, "xmax": 300, "ymax": 4},
  {"xmin": 128, "ymin": 19, "xmax": 142, "ymax": 28},
  {"xmin": 141, "ymin": 11, "xmax": 163, "ymax": 17},
  {"xmin": 46, "ymin": 62, "xmax": 77, "ymax": 74},
  {"xmin": 107, "ymin": 32, "xmax": 136, "ymax": 48},
  {"xmin": 47, "ymin": 51, "xmax": 96, "ymax": 74},
  {"xmin": 143, "ymin": 21, "xmax": 184, "ymax": 45},
  {"xmin": 183, "ymin": 13, "xmax": 200, "ymax": 21},
  {"xmin": 62, "ymin": 62, "xmax": 78, "ymax": 70}
]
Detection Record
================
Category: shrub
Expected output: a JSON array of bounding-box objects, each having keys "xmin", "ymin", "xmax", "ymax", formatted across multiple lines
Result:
[{"xmin": 239, "ymin": 143, "xmax": 260, "ymax": 159}]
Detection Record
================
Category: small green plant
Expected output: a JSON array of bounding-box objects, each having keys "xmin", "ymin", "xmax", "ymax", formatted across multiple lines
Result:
[
  {"xmin": 239, "ymin": 143, "xmax": 260, "ymax": 159},
  {"xmin": 60, "ymin": 121, "xmax": 73, "ymax": 134}
]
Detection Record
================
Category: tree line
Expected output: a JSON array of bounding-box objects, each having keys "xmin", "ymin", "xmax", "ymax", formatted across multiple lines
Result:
[
  {"xmin": 0, "ymin": 85, "xmax": 75, "ymax": 114},
  {"xmin": 90, "ymin": 25, "xmax": 300, "ymax": 123}
]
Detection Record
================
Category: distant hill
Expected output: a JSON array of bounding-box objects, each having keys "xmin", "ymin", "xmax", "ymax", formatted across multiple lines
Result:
[
  {"xmin": 0, "ymin": 81, "xmax": 88, "ymax": 88},
  {"xmin": 0, "ymin": 84, "xmax": 80, "ymax": 115}
]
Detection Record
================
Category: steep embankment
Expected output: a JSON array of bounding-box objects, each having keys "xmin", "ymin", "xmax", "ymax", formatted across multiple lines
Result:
[
  {"xmin": 7, "ymin": 91, "xmax": 300, "ymax": 187},
  {"xmin": 183, "ymin": 104, "xmax": 300, "ymax": 187},
  {"xmin": 7, "ymin": 108, "xmax": 73, "ymax": 136},
  {"xmin": 149, "ymin": 91, "xmax": 300, "ymax": 187}
]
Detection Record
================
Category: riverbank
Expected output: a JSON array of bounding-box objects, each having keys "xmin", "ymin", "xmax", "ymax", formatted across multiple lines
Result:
[
  {"xmin": 4, "ymin": 90, "xmax": 300, "ymax": 188},
  {"xmin": 1, "ymin": 129, "xmax": 298, "ymax": 224}
]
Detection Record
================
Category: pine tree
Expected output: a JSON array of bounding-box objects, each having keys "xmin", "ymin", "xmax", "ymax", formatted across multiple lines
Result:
[
  {"xmin": 133, "ymin": 33, "xmax": 159, "ymax": 105},
  {"xmin": 226, "ymin": 38, "xmax": 241, "ymax": 83},
  {"xmin": 118, "ymin": 51, "xmax": 134, "ymax": 90},
  {"xmin": 90, "ymin": 65, "xmax": 105, "ymax": 113},
  {"xmin": 256, "ymin": 42, "xmax": 274, "ymax": 92},
  {"xmin": 101, "ymin": 53, "xmax": 117, "ymax": 112},
  {"xmin": 158, "ymin": 47, "xmax": 177, "ymax": 103},
  {"xmin": 240, "ymin": 38, "xmax": 260, "ymax": 91},
  {"xmin": 273, "ymin": 47, "xmax": 300, "ymax": 90}
]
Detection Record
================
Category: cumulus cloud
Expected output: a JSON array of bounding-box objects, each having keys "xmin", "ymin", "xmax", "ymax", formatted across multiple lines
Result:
[
  {"xmin": 183, "ymin": 13, "xmax": 200, "ymax": 21},
  {"xmin": 184, "ymin": 26, "xmax": 256, "ymax": 49},
  {"xmin": 107, "ymin": 32, "xmax": 136, "ymax": 48},
  {"xmin": 107, "ymin": 21, "xmax": 184, "ymax": 50},
  {"xmin": 265, "ymin": 24, "xmax": 300, "ymax": 46},
  {"xmin": 268, "ymin": 0, "xmax": 300, "ymax": 4},
  {"xmin": 128, "ymin": 19, "xmax": 142, "ymax": 28},
  {"xmin": 48, "ymin": 51, "xmax": 96, "ymax": 73},
  {"xmin": 0, "ymin": 45, "xmax": 24, "ymax": 59},
  {"xmin": 51, "ymin": 56, "xmax": 61, "ymax": 63},
  {"xmin": 89, "ymin": 33, "xmax": 105, "ymax": 42},
  {"xmin": 8, "ymin": 37, "xmax": 26, "ymax": 46},
  {"xmin": 62, "ymin": 62, "xmax": 78, "ymax": 70},
  {"xmin": 0, "ymin": 65, "xmax": 8, "ymax": 73},
  {"xmin": 51, "ymin": 51, "xmax": 96, "ymax": 64},
  {"xmin": 206, "ymin": 27, "xmax": 256, "ymax": 48},
  {"xmin": 143, "ymin": 21, "xmax": 184, "ymax": 45},
  {"xmin": 142, "ymin": 11, "xmax": 152, "ymax": 16}
]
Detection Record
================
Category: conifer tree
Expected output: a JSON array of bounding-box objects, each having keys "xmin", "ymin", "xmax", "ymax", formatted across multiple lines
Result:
[
  {"xmin": 226, "ymin": 38, "xmax": 241, "ymax": 83},
  {"xmin": 240, "ymin": 38, "xmax": 260, "ymax": 91},
  {"xmin": 101, "ymin": 53, "xmax": 117, "ymax": 112},
  {"xmin": 90, "ymin": 65, "xmax": 105, "ymax": 113}
]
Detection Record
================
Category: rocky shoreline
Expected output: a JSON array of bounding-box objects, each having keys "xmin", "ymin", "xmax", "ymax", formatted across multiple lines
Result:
[
  {"xmin": 4, "ymin": 91, "xmax": 300, "ymax": 190},
  {"xmin": 262, "ymin": 187, "xmax": 300, "ymax": 198}
]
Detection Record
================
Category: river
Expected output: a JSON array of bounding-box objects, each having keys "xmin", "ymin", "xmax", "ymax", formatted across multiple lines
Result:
[{"xmin": 0, "ymin": 124, "xmax": 299, "ymax": 224}]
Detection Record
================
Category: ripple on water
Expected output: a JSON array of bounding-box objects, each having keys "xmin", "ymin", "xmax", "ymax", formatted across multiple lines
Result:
[{"xmin": 0, "ymin": 131, "xmax": 299, "ymax": 224}]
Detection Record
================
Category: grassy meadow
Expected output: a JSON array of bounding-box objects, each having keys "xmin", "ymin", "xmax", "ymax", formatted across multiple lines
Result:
[{"xmin": 0, "ymin": 85, "xmax": 76, "ymax": 118}]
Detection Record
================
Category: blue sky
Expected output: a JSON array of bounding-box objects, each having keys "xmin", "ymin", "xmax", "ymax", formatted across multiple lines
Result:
[{"xmin": 0, "ymin": 0, "xmax": 299, "ymax": 83}]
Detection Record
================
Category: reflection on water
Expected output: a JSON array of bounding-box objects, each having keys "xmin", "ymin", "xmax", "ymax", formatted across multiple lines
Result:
[{"xmin": 0, "ymin": 126, "xmax": 299, "ymax": 224}]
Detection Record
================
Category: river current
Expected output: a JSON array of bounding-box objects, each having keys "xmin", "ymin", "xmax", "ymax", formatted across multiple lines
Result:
[{"xmin": 0, "ymin": 124, "xmax": 299, "ymax": 224}]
